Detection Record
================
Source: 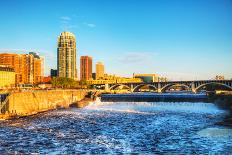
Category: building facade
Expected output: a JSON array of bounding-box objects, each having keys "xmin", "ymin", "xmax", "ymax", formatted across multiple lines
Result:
[
  {"xmin": 133, "ymin": 74, "xmax": 159, "ymax": 83},
  {"xmin": 0, "ymin": 53, "xmax": 44, "ymax": 84},
  {"xmin": 50, "ymin": 69, "xmax": 58, "ymax": 77},
  {"xmin": 0, "ymin": 65, "xmax": 15, "ymax": 88},
  {"xmin": 133, "ymin": 74, "xmax": 167, "ymax": 83},
  {"xmin": 215, "ymin": 75, "xmax": 225, "ymax": 80},
  {"xmin": 80, "ymin": 56, "xmax": 92, "ymax": 80},
  {"xmin": 57, "ymin": 31, "xmax": 77, "ymax": 80},
  {"xmin": 30, "ymin": 52, "xmax": 44, "ymax": 84},
  {"xmin": 92, "ymin": 73, "xmax": 96, "ymax": 80},
  {"xmin": 96, "ymin": 62, "xmax": 104, "ymax": 80}
]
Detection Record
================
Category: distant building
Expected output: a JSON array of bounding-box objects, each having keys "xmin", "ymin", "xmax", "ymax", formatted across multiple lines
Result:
[
  {"xmin": 96, "ymin": 62, "xmax": 104, "ymax": 80},
  {"xmin": 0, "ymin": 52, "xmax": 44, "ymax": 84},
  {"xmin": 87, "ymin": 78, "xmax": 142, "ymax": 85},
  {"xmin": 0, "ymin": 65, "xmax": 15, "ymax": 88},
  {"xmin": 92, "ymin": 73, "xmax": 96, "ymax": 80},
  {"xmin": 80, "ymin": 56, "xmax": 92, "ymax": 80},
  {"xmin": 50, "ymin": 69, "xmax": 58, "ymax": 77},
  {"xmin": 57, "ymin": 31, "xmax": 77, "ymax": 80},
  {"xmin": 133, "ymin": 74, "xmax": 160, "ymax": 83},
  {"xmin": 215, "ymin": 75, "xmax": 225, "ymax": 80},
  {"xmin": 87, "ymin": 74, "xmax": 142, "ymax": 85},
  {"xmin": 43, "ymin": 76, "xmax": 52, "ymax": 83},
  {"xmin": 158, "ymin": 77, "xmax": 168, "ymax": 82}
]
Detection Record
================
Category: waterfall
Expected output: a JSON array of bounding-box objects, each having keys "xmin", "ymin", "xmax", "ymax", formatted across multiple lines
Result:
[{"xmin": 84, "ymin": 99, "xmax": 227, "ymax": 114}]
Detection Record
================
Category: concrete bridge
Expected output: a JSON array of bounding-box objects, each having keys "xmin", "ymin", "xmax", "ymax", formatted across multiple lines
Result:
[{"xmin": 92, "ymin": 80, "xmax": 232, "ymax": 93}]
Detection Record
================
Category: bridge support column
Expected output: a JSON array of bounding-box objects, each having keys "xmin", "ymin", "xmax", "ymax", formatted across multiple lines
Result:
[
  {"xmin": 105, "ymin": 84, "xmax": 109, "ymax": 91},
  {"xmin": 191, "ymin": 82, "xmax": 196, "ymax": 93},
  {"xmin": 158, "ymin": 83, "xmax": 162, "ymax": 93},
  {"xmin": 130, "ymin": 84, "xmax": 134, "ymax": 92}
]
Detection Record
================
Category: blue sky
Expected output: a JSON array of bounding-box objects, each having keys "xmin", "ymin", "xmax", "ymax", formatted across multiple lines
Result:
[{"xmin": 0, "ymin": 0, "xmax": 232, "ymax": 80}]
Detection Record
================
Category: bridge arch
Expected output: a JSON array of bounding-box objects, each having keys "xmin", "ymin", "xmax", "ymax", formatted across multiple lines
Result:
[
  {"xmin": 109, "ymin": 84, "xmax": 130, "ymax": 90},
  {"xmin": 160, "ymin": 83, "xmax": 190, "ymax": 93},
  {"xmin": 195, "ymin": 82, "xmax": 232, "ymax": 92},
  {"xmin": 133, "ymin": 84, "xmax": 157, "ymax": 92}
]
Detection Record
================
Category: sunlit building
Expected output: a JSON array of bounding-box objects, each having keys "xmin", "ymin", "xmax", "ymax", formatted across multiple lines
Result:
[
  {"xmin": 42, "ymin": 76, "xmax": 52, "ymax": 83},
  {"xmin": 30, "ymin": 52, "xmax": 44, "ymax": 84},
  {"xmin": 87, "ymin": 74, "xmax": 142, "ymax": 85},
  {"xmin": 57, "ymin": 31, "xmax": 77, "ymax": 80},
  {"xmin": 215, "ymin": 75, "xmax": 225, "ymax": 80},
  {"xmin": 80, "ymin": 56, "xmax": 92, "ymax": 80},
  {"xmin": 133, "ymin": 74, "xmax": 159, "ymax": 83},
  {"xmin": 0, "ymin": 65, "xmax": 15, "ymax": 88},
  {"xmin": 0, "ymin": 52, "xmax": 44, "ymax": 84},
  {"xmin": 96, "ymin": 62, "xmax": 104, "ymax": 80}
]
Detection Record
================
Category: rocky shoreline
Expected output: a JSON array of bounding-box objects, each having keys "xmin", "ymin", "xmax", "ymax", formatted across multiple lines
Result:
[{"xmin": 209, "ymin": 94, "xmax": 232, "ymax": 127}]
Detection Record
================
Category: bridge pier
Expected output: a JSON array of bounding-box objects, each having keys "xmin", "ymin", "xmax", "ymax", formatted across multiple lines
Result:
[
  {"xmin": 191, "ymin": 82, "xmax": 196, "ymax": 93},
  {"xmin": 105, "ymin": 84, "xmax": 109, "ymax": 91},
  {"xmin": 158, "ymin": 83, "xmax": 162, "ymax": 93},
  {"xmin": 130, "ymin": 84, "xmax": 134, "ymax": 92}
]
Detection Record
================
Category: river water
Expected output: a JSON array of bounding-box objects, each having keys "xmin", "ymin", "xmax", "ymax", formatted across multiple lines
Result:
[{"xmin": 0, "ymin": 100, "xmax": 232, "ymax": 154}]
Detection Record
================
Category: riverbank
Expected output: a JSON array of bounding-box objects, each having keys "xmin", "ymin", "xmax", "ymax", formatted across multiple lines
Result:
[
  {"xmin": 0, "ymin": 90, "xmax": 88, "ymax": 120},
  {"xmin": 209, "ymin": 94, "xmax": 232, "ymax": 127}
]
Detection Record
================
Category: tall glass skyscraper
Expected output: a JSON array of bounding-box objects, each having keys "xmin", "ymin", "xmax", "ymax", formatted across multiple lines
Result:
[{"xmin": 57, "ymin": 31, "xmax": 77, "ymax": 80}]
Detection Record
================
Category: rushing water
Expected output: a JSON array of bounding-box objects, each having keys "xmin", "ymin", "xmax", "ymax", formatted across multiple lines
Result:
[{"xmin": 0, "ymin": 99, "xmax": 232, "ymax": 154}]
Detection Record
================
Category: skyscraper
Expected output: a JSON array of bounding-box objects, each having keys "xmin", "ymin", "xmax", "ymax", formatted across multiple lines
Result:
[
  {"xmin": 96, "ymin": 62, "xmax": 104, "ymax": 80},
  {"xmin": 57, "ymin": 31, "xmax": 77, "ymax": 80},
  {"xmin": 80, "ymin": 56, "xmax": 92, "ymax": 80}
]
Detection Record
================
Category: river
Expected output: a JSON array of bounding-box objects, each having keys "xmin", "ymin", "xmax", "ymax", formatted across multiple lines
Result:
[{"xmin": 0, "ymin": 98, "xmax": 232, "ymax": 154}]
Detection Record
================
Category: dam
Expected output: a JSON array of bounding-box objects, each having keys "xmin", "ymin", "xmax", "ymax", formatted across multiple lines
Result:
[
  {"xmin": 101, "ymin": 93, "xmax": 208, "ymax": 102},
  {"xmin": 0, "ymin": 90, "xmax": 87, "ymax": 119}
]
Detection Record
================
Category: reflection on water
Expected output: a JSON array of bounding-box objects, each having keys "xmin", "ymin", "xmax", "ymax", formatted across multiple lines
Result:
[
  {"xmin": 198, "ymin": 128, "xmax": 232, "ymax": 138},
  {"xmin": 0, "ymin": 101, "xmax": 232, "ymax": 154}
]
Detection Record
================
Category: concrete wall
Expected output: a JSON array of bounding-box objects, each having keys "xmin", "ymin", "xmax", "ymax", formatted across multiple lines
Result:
[{"xmin": 6, "ymin": 90, "xmax": 86, "ymax": 116}]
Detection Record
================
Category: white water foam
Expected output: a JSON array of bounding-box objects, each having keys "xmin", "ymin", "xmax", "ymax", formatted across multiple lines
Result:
[{"xmin": 84, "ymin": 98, "xmax": 227, "ymax": 115}]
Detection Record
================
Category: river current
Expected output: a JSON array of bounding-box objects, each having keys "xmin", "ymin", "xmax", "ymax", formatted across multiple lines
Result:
[{"xmin": 0, "ymin": 100, "xmax": 232, "ymax": 154}]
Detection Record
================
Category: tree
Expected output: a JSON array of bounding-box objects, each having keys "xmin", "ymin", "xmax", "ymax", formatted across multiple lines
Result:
[{"xmin": 51, "ymin": 77, "xmax": 76, "ymax": 88}]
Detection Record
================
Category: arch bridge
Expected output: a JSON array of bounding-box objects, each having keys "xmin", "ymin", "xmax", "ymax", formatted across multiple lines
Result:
[{"xmin": 92, "ymin": 80, "xmax": 232, "ymax": 93}]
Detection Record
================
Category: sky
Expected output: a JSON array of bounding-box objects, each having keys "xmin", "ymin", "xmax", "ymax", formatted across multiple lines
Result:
[{"xmin": 0, "ymin": 0, "xmax": 232, "ymax": 80}]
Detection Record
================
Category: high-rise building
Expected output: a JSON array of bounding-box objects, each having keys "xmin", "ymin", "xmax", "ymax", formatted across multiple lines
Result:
[
  {"xmin": 80, "ymin": 56, "xmax": 92, "ymax": 80},
  {"xmin": 30, "ymin": 52, "xmax": 44, "ymax": 84},
  {"xmin": 57, "ymin": 31, "xmax": 77, "ymax": 80},
  {"xmin": 96, "ymin": 62, "xmax": 104, "ymax": 80},
  {"xmin": 0, "ymin": 53, "xmax": 44, "ymax": 84}
]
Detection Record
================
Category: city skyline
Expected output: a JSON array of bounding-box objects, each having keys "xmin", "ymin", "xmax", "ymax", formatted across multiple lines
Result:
[{"xmin": 0, "ymin": 0, "xmax": 232, "ymax": 80}]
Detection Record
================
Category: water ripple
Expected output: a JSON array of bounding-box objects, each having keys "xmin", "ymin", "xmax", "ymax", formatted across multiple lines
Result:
[{"xmin": 0, "ymin": 101, "xmax": 231, "ymax": 154}]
